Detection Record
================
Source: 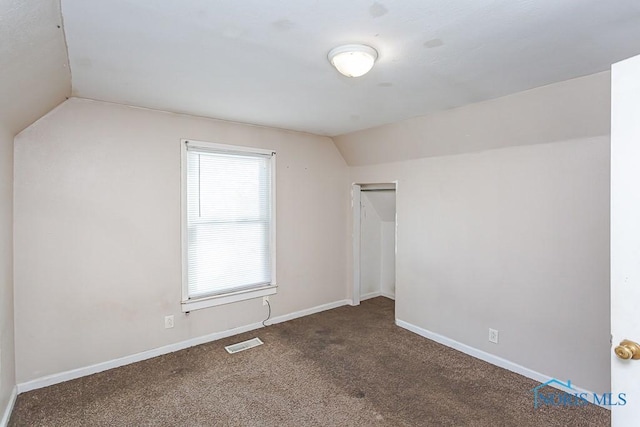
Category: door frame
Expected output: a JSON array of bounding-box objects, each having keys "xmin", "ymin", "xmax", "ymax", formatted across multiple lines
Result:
[{"xmin": 351, "ymin": 181, "xmax": 397, "ymax": 306}]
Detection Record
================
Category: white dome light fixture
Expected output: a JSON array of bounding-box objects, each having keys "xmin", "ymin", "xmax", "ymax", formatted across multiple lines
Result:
[{"xmin": 328, "ymin": 44, "xmax": 378, "ymax": 77}]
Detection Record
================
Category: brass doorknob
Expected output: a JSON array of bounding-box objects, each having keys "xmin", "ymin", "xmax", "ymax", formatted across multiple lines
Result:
[{"xmin": 615, "ymin": 339, "xmax": 640, "ymax": 360}]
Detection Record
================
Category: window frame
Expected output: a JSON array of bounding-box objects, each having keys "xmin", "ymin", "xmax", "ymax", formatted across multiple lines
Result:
[{"xmin": 180, "ymin": 139, "xmax": 277, "ymax": 312}]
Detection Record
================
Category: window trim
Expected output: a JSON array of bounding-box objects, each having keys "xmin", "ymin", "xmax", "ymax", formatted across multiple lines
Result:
[{"xmin": 180, "ymin": 139, "xmax": 277, "ymax": 312}]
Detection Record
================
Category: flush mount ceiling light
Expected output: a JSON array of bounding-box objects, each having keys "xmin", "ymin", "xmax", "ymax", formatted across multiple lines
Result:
[{"xmin": 328, "ymin": 44, "xmax": 378, "ymax": 77}]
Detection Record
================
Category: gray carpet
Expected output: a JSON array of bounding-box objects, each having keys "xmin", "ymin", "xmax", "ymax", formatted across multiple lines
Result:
[{"xmin": 10, "ymin": 297, "xmax": 609, "ymax": 426}]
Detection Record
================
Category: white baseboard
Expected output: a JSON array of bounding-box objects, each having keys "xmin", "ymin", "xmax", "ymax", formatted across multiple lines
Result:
[
  {"xmin": 1, "ymin": 387, "xmax": 17, "ymax": 427},
  {"xmin": 361, "ymin": 291, "xmax": 395, "ymax": 301},
  {"xmin": 395, "ymin": 319, "xmax": 607, "ymax": 410},
  {"xmin": 360, "ymin": 291, "xmax": 381, "ymax": 301},
  {"xmin": 266, "ymin": 299, "xmax": 350, "ymax": 325},
  {"xmin": 17, "ymin": 299, "xmax": 351, "ymax": 394},
  {"xmin": 17, "ymin": 323, "xmax": 264, "ymax": 393},
  {"xmin": 381, "ymin": 291, "xmax": 395, "ymax": 300}
]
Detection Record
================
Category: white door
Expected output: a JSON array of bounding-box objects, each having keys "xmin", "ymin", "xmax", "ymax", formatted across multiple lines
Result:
[{"xmin": 611, "ymin": 53, "xmax": 640, "ymax": 425}]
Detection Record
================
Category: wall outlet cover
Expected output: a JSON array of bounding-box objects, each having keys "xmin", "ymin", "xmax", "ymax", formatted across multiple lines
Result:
[
  {"xmin": 489, "ymin": 328, "xmax": 499, "ymax": 344},
  {"xmin": 164, "ymin": 315, "xmax": 174, "ymax": 329}
]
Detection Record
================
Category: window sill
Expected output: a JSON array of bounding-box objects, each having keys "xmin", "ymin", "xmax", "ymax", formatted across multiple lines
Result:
[{"xmin": 181, "ymin": 285, "xmax": 277, "ymax": 312}]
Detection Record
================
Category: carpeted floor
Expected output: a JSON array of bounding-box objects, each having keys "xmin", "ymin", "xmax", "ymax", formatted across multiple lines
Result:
[{"xmin": 10, "ymin": 297, "xmax": 609, "ymax": 426}]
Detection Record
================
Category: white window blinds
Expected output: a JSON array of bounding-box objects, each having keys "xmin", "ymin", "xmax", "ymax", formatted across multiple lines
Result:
[{"xmin": 185, "ymin": 142, "xmax": 275, "ymax": 300}]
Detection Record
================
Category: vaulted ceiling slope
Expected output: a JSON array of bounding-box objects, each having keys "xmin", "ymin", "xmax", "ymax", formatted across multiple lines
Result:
[
  {"xmin": 335, "ymin": 71, "xmax": 611, "ymax": 166},
  {"xmin": 0, "ymin": 0, "xmax": 70, "ymax": 135},
  {"xmin": 61, "ymin": 0, "xmax": 640, "ymax": 136}
]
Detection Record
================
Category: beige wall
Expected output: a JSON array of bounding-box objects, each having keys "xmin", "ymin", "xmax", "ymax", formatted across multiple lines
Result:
[
  {"xmin": 13, "ymin": 98, "xmax": 349, "ymax": 383},
  {"xmin": 9, "ymin": 62, "xmax": 612, "ymax": 398},
  {"xmin": 349, "ymin": 137, "xmax": 610, "ymax": 392},
  {"xmin": 340, "ymin": 73, "xmax": 611, "ymax": 392},
  {"xmin": 0, "ymin": 0, "xmax": 70, "ymax": 412},
  {"xmin": 0, "ymin": 125, "xmax": 16, "ymax": 418}
]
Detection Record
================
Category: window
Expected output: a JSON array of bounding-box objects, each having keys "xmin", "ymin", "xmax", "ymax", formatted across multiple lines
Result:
[{"xmin": 181, "ymin": 139, "xmax": 276, "ymax": 312}]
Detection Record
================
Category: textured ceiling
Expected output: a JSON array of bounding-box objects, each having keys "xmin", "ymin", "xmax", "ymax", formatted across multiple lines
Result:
[{"xmin": 61, "ymin": 0, "xmax": 640, "ymax": 136}]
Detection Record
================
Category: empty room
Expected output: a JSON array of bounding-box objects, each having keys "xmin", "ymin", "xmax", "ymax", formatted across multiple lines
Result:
[{"xmin": 2, "ymin": 0, "xmax": 640, "ymax": 426}]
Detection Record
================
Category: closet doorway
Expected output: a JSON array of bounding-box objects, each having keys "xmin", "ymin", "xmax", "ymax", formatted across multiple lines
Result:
[{"xmin": 352, "ymin": 183, "xmax": 397, "ymax": 305}]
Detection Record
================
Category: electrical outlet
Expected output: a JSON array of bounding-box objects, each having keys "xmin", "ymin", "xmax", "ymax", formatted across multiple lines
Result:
[
  {"xmin": 489, "ymin": 328, "xmax": 499, "ymax": 344},
  {"xmin": 263, "ymin": 296, "xmax": 269, "ymax": 306},
  {"xmin": 164, "ymin": 315, "xmax": 174, "ymax": 329}
]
